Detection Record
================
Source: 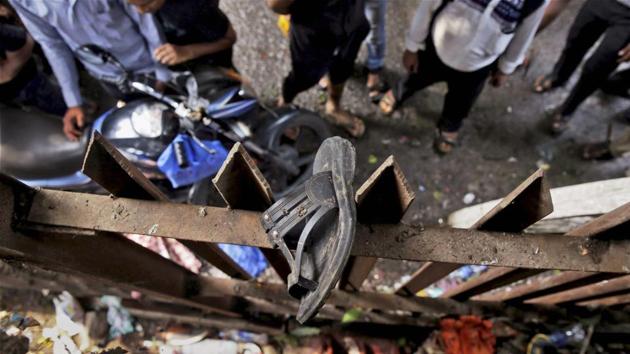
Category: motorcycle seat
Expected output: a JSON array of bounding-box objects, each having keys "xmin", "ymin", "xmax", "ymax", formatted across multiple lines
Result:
[{"xmin": 0, "ymin": 107, "xmax": 88, "ymax": 180}]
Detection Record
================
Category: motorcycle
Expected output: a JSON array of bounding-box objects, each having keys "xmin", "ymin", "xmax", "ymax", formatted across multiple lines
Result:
[{"xmin": 0, "ymin": 44, "xmax": 331, "ymax": 202}]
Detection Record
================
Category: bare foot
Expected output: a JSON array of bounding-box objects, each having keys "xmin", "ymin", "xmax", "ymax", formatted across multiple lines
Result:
[
  {"xmin": 276, "ymin": 96, "xmax": 286, "ymax": 107},
  {"xmin": 318, "ymin": 76, "xmax": 329, "ymax": 91},
  {"xmin": 367, "ymin": 72, "xmax": 380, "ymax": 89},
  {"xmin": 325, "ymin": 101, "xmax": 365, "ymax": 138}
]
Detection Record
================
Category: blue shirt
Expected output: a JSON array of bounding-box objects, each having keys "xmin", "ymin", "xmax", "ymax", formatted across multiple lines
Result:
[{"xmin": 10, "ymin": 0, "xmax": 171, "ymax": 107}]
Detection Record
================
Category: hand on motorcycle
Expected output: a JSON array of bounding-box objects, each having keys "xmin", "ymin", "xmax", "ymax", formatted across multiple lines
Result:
[
  {"xmin": 63, "ymin": 106, "xmax": 85, "ymax": 141},
  {"xmin": 154, "ymin": 43, "xmax": 194, "ymax": 66}
]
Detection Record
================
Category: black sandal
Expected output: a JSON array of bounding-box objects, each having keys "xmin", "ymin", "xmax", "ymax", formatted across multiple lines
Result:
[
  {"xmin": 533, "ymin": 74, "xmax": 560, "ymax": 93},
  {"xmin": 433, "ymin": 130, "xmax": 458, "ymax": 155},
  {"xmin": 261, "ymin": 137, "xmax": 357, "ymax": 323},
  {"xmin": 367, "ymin": 81, "xmax": 390, "ymax": 104},
  {"xmin": 550, "ymin": 113, "xmax": 571, "ymax": 136},
  {"xmin": 582, "ymin": 142, "xmax": 614, "ymax": 160}
]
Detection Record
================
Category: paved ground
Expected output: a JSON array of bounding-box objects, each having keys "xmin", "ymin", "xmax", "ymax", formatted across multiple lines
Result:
[{"xmin": 226, "ymin": 0, "xmax": 629, "ymax": 290}]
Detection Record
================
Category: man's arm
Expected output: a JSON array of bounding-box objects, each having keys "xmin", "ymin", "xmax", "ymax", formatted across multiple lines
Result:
[
  {"xmin": 497, "ymin": 0, "xmax": 549, "ymax": 75},
  {"xmin": 120, "ymin": 0, "xmax": 171, "ymax": 82},
  {"xmin": 9, "ymin": 1, "xmax": 82, "ymax": 107},
  {"xmin": 404, "ymin": 0, "xmax": 444, "ymax": 53},
  {"xmin": 154, "ymin": 24, "xmax": 237, "ymax": 66},
  {"xmin": 266, "ymin": 0, "xmax": 294, "ymax": 15}
]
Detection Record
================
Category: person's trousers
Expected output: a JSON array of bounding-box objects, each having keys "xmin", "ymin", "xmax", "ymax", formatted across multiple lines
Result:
[
  {"xmin": 602, "ymin": 67, "xmax": 630, "ymax": 98},
  {"xmin": 393, "ymin": 44, "xmax": 492, "ymax": 133},
  {"xmin": 282, "ymin": 19, "xmax": 370, "ymax": 103},
  {"xmin": 550, "ymin": 0, "xmax": 630, "ymax": 116},
  {"xmin": 13, "ymin": 72, "xmax": 67, "ymax": 116},
  {"xmin": 364, "ymin": 0, "xmax": 387, "ymax": 72}
]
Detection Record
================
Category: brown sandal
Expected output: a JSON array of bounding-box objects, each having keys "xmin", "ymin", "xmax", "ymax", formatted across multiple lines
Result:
[
  {"xmin": 326, "ymin": 109, "xmax": 366, "ymax": 138},
  {"xmin": 582, "ymin": 142, "xmax": 614, "ymax": 160}
]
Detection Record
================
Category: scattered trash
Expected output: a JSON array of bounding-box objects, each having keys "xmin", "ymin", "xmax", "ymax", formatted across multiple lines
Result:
[
  {"xmin": 381, "ymin": 139, "xmax": 392, "ymax": 145},
  {"xmin": 432, "ymin": 191, "xmax": 443, "ymax": 202},
  {"xmin": 341, "ymin": 308, "xmax": 362, "ymax": 324},
  {"xmin": 398, "ymin": 135, "xmax": 410, "ymax": 144},
  {"xmin": 507, "ymin": 156, "xmax": 518, "ymax": 163},
  {"xmin": 50, "ymin": 291, "xmax": 89, "ymax": 352},
  {"xmin": 441, "ymin": 316, "xmax": 495, "ymax": 354},
  {"xmin": 418, "ymin": 184, "xmax": 426, "ymax": 192},
  {"xmin": 506, "ymin": 106, "xmax": 513, "ymax": 113},
  {"xmin": 462, "ymin": 192, "xmax": 475, "ymax": 205},
  {"xmin": 527, "ymin": 324, "xmax": 586, "ymax": 353},
  {"xmin": 536, "ymin": 160, "xmax": 551, "ymax": 171},
  {"xmin": 289, "ymin": 327, "xmax": 321, "ymax": 337},
  {"xmin": 100, "ymin": 296, "xmax": 134, "ymax": 340},
  {"xmin": 218, "ymin": 244, "xmax": 268, "ymax": 277},
  {"xmin": 368, "ymin": 154, "xmax": 378, "ymax": 164}
]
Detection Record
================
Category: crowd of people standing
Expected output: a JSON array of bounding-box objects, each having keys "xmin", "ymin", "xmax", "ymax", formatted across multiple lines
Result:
[{"xmin": 0, "ymin": 0, "xmax": 629, "ymax": 158}]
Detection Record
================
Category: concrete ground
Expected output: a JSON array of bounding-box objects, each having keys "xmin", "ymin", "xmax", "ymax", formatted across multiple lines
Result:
[{"xmin": 223, "ymin": 0, "xmax": 629, "ymax": 290}]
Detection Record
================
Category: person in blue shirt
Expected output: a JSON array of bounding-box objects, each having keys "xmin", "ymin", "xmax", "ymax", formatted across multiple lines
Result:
[{"xmin": 10, "ymin": 0, "xmax": 170, "ymax": 141}]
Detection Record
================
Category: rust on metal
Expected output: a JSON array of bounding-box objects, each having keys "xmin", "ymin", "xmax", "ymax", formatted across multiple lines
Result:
[
  {"xmin": 566, "ymin": 202, "xmax": 630, "ymax": 238},
  {"xmin": 82, "ymin": 131, "xmax": 252, "ymax": 280},
  {"xmin": 526, "ymin": 275, "xmax": 630, "ymax": 305},
  {"xmin": 13, "ymin": 187, "xmax": 630, "ymax": 273},
  {"xmin": 476, "ymin": 200, "xmax": 630, "ymax": 303},
  {"xmin": 441, "ymin": 267, "xmax": 542, "ymax": 300},
  {"xmin": 341, "ymin": 156, "xmax": 415, "ymax": 291},
  {"xmin": 396, "ymin": 169, "xmax": 553, "ymax": 295},
  {"xmin": 212, "ymin": 142, "xmax": 291, "ymax": 280},
  {"xmin": 473, "ymin": 271, "xmax": 618, "ymax": 303}
]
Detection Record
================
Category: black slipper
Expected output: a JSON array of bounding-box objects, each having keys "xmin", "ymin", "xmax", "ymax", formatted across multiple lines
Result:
[
  {"xmin": 582, "ymin": 142, "xmax": 614, "ymax": 160},
  {"xmin": 261, "ymin": 137, "xmax": 357, "ymax": 323}
]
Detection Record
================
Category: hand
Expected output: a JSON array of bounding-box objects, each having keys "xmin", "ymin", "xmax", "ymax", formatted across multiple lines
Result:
[
  {"xmin": 155, "ymin": 80, "xmax": 167, "ymax": 93},
  {"xmin": 618, "ymin": 43, "xmax": 630, "ymax": 63},
  {"xmin": 154, "ymin": 43, "xmax": 194, "ymax": 66},
  {"xmin": 489, "ymin": 70, "xmax": 508, "ymax": 87},
  {"xmin": 62, "ymin": 106, "xmax": 85, "ymax": 141},
  {"xmin": 402, "ymin": 50, "xmax": 419, "ymax": 73}
]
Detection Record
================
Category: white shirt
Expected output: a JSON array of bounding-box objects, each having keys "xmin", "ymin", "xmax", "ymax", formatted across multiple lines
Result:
[{"xmin": 405, "ymin": 0, "xmax": 548, "ymax": 74}]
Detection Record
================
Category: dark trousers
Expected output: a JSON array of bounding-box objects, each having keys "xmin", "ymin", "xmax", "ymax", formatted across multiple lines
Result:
[
  {"xmin": 393, "ymin": 42, "xmax": 492, "ymax": 133},
  {"xmin": 13, "ymin": 72, "xmax": 67, "ymax": 116},
  {"xmin": 602, "ymin": 68, "xmax": 630, "ymax": 99},
  {"xmin": 282, "ymin": 19, "xmax": 370, "ymax": 103},
  {"xmin": 551, "ymin": 0, "xmax": 630, "ymax": 116}
]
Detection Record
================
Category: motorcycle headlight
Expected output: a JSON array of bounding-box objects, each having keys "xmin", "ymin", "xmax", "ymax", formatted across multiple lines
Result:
[{"xmin": 130, "ymin": 102, "xmax": 169, "ymax": 138}]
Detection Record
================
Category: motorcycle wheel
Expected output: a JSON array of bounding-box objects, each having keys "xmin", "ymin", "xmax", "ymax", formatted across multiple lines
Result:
[{"xmin": 257, "ymin": 109, "xmax": 331, "ymax": 198}]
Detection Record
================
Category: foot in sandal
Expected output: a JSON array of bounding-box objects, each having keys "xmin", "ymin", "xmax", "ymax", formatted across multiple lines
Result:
[
  {"xmin": 533, "ymin": 74, "xmax": 560, "ymax": 93},
  {"xmin": 582, "ymin": 142, "xmax": 614, "ymax": 160},
  {"xmin": 367, "ymin": 72, "xmax": 389, "ymax": 104},
  {"xmin": 549, "ymin": 112, "xmax": 571, "ymax": 136},
  {"xmin": 378, "ymin": 89, "xmax": 397, "ymax": 115},
  {"xmin": 325, "ymin": 100, "xmax": 366, "ymax": 138},
  {"xmin": 433, "ymin": 129, "xmax": 458, "ymax": 155}
]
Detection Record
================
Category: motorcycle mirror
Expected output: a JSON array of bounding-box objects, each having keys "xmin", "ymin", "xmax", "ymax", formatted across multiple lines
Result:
[{"xmin": 185, "ymin": 75, "xmax": 199, "ymax": 102}]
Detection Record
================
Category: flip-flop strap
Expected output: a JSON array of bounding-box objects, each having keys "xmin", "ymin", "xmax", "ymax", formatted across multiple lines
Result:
[
  {"xmin": 288, "ymin": 205, "xmax": 336, "ymax": 298},
  {"xmin": 261, "ymin": 171, "xmax": 338, "ymax": 298}
]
